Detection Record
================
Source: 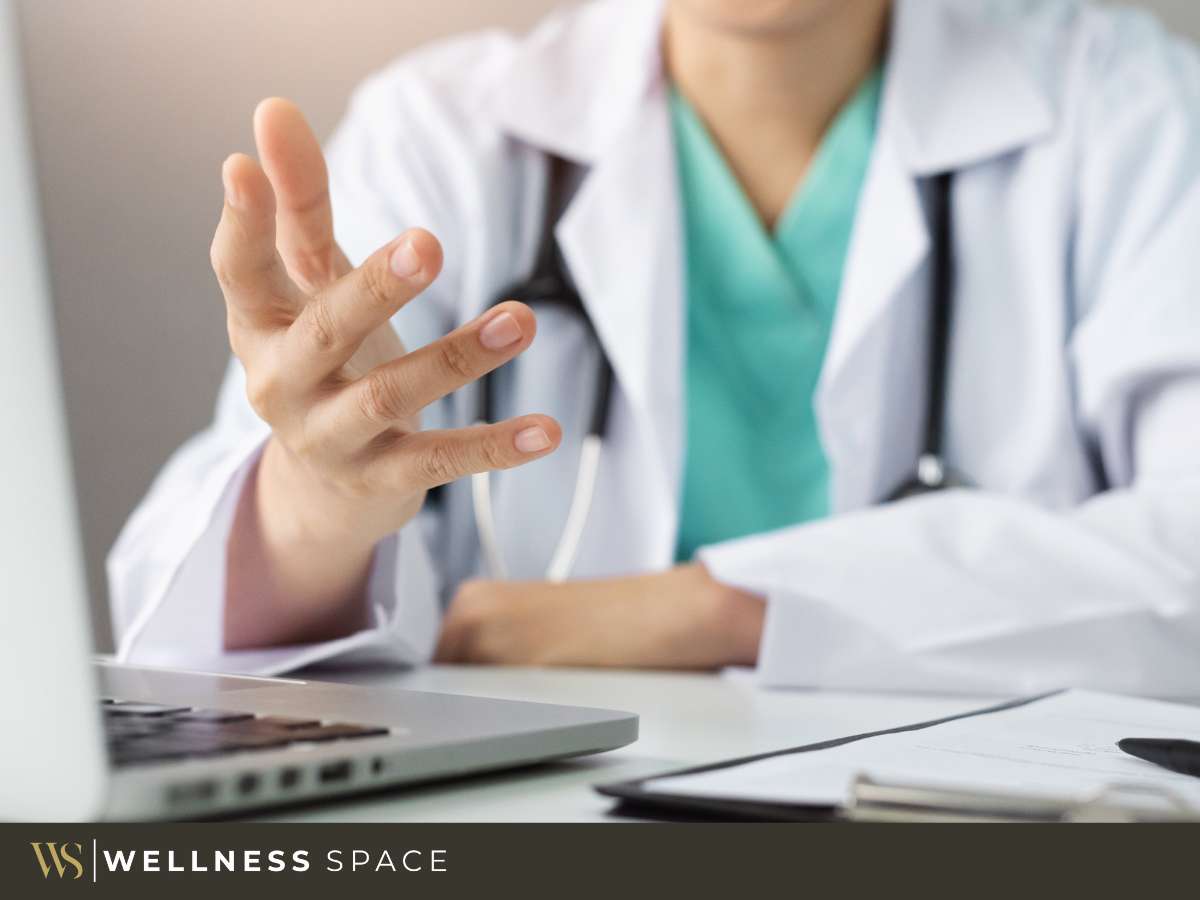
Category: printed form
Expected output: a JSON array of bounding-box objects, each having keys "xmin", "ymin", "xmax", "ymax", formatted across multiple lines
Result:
[{"xmin": 645, "ymin": 690, "xmax": 1200, "ymax": 810}]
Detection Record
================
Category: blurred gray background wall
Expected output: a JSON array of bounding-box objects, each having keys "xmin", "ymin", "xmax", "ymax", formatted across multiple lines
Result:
[{"xmin": 13, "ymin": 0, "xmax": 1200, "ymax": 651}]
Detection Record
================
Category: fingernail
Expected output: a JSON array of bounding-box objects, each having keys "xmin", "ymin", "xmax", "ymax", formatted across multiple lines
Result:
[
  {"xmin": 514, "ymin": 426, "xmax": 551, "ymax": 454},
  {"xmin": 479, "ymin": 311, "xmax": 522, "ymax": 350},
  {"xmin": 222, "ymin": 162, "xmax": 241, "ymax": 208},
  {"xmin": 389, "ymin": 238, "xmax": 422, "ymax": 278}
]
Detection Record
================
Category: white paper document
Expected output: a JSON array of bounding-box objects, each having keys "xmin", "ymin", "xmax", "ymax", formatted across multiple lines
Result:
[{"xmin": 645, "ymin": 691, "xmax": 1200, "ymax": 810}]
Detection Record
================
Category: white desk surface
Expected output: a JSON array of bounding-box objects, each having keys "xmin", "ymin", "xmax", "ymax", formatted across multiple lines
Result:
[{"xmin": 254, "ymin": 665, "xmax": 994, "ymax": 822}]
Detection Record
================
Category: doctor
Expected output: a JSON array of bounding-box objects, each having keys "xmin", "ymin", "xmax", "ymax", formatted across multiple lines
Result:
[{"xmin": 110, "ymin": 0, "xmax": 1200, "ymax": 694}]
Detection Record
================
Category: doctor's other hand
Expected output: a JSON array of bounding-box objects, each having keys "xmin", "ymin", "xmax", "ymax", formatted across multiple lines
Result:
[
  {"xmin": 212, "ymin": 98, "xmax": 561, "ymax": 650},
  {"xmin": 434, "ymin": 564, "xmax": 765, "ymax": 669}
]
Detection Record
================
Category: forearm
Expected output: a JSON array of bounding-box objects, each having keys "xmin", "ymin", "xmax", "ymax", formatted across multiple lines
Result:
[
  {"xmin": 544, "ymin": 563, "xmax": 764, "ymax": 668},
  {"xmin": 223, "ymin": 439, "xmax": 378, "ymax": 650},
  {"xmin": 435, "ymin": 562, "xmax": 765, "ymax": 668}
]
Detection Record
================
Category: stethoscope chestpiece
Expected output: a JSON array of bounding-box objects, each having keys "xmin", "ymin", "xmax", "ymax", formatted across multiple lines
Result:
[{"xmin": 886, "ymin": 453, "xmax": 973, "ymax": 502}]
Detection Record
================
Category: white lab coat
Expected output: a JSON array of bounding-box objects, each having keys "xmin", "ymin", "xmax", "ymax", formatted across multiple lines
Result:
[{"xmin": 109, "ymin": 0, "xmax": 1200, "ymax": 695}]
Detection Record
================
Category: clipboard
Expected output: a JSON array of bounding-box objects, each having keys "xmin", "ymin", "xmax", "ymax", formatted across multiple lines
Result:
[{"xmin": 594, "ymin": 691, "xmax": 1200, "ymax": 823}]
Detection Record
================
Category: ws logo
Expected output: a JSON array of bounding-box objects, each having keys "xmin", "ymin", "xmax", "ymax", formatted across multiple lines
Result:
[{"xmin": 30, "ymin": 842, "xmax": 85, "ymax": 880}]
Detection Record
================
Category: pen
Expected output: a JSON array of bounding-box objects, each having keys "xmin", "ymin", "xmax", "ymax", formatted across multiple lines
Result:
[{"xmin": 1117, "ymin": 738, "xmax": 1200, "ymax": 778}]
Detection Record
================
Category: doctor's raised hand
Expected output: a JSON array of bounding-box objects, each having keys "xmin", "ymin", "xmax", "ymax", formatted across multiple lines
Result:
[{"xmin": 211, "ymin": 99, "xmax": 561, "ymax": 650}]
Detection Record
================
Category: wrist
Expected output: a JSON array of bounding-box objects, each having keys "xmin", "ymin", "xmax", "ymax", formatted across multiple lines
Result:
[
  {"xmin": 224, "ymin": 444, "xmax": 380, "ymax": 649},
  {"xmin": 257, "ymin": 437, "xmax": 412, "ymax": 553},
  {"xmin": 692, "ymin": 563, "xmax": 765, "ymax": 666}
]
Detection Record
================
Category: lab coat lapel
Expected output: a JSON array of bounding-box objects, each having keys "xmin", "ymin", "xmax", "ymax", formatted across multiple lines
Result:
[
  {"xmin": 489, "ymin": 0, "xmax": 682, "ymax": 566},
  {"xmin": 816, "ymin": 131, "xmax": 929, "ymax": 512},
  {"xmin": 555, "ymin": 95, "xmax": 684, "ymax": 536},
  {"xmin": 886, "ymin": 0, "xmax": 1055, "ymax": 174},
  {"xmin": 817, "ymin": 0, "xmax": 1056, "ymax": 510}
]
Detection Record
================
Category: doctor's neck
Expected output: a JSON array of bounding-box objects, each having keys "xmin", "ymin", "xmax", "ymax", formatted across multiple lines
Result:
[{"xmin": 663, "ymin": 0, "xmax": 891, "ymax": 227}]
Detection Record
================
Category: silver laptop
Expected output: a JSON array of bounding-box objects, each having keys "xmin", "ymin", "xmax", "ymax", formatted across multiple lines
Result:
[{"xmin": 0, "ymin": 0, "xmax": 635, "ymax": 822}]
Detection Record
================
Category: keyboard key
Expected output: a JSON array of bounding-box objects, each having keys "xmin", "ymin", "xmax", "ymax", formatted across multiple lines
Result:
[
  {"xmin": 219, "ymin": 732, "xmax": 295, "ymax": 752},
  {"xmin": 106, "ymin": 720, "xmax": 170, "ymax": 739},
  {"xmin": 113, "ymin": 731, "xmax": 290, "ymax": 765},
  {"xmin": 173, "ymin": 718, "xmax": 302, "ymax": 739},
  {"xmin": 112, "ymin": 738, "xmax": 221, "ymax": 765},
  {"xmin": 173, "ymin": 708, "xmax": 255, "ymax": 723},
  {"xmin": 105, "ymin": 702, "xmax": 192, "ymax": 717},
  {"xmin": 285, "ymin": 724, "xmax": 390, "ymax": 743},
  {"xmin": 255, "ymin": 716, "xmax": 322, "ymax": 730}
]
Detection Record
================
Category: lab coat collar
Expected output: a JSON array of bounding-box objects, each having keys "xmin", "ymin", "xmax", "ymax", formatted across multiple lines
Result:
[
  {"xmin": 886, "ymin": 0, "xmax": 1056, "ymax": 174},
  {"xmin": 489, "ymin": 0, "xmax": 1056, "ymax": 172},
  {"xmin": 488, "ymin": 0, "xmax": 665, "ymax": 164}
]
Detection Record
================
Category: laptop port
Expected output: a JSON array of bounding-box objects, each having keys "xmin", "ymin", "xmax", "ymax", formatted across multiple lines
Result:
[
  {"xmin": 318, "ymin": 760, "xmax": 352, "ymax": 784},
  {"xmin": 166, "ymin": 780, "xmax": 217, "ymax": 806},
  {"xmin": 279, "ymin": 767, "xmax": 301, "ymax": 790},
  {"xmin": 371, "ymin": 757, "xmax": 384, "ymax": 775},
  {"xmin": 236, "ymin": 773, "xmax": 259, "ymax": 796}
]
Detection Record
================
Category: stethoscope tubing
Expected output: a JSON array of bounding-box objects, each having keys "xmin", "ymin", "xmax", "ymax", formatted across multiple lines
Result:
[{"xmin": 471, "ymin": 432, "xmax": 602, "ymax": 581}]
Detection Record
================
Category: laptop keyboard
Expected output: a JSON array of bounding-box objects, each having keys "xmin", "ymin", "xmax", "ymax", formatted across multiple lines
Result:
[{"xmin": 101, "ymin": 699, "xmax": 390, "ymax": 768}]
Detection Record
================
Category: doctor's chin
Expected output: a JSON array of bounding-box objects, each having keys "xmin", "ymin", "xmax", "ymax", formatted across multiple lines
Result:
[{"xmin": 6, "ymin": 0, "xmax": 1200, "ymax": 879}]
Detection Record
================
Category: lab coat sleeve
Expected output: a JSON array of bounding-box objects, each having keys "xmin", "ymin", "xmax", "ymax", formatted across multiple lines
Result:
[
  {"xmin": 700, "ymin": 18, "xmax": 1200, "ymax": 697},
  {"xmin": 107, "ymin": 65, "xmax": 461, "ymax": 676}
]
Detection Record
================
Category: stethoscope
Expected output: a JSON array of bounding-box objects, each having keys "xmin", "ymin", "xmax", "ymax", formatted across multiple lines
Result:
[
  {"xmin": 471, "ymin": 157, "xmax": 966, "ymax": 580},
  {"xmin": 471, "ymin": 156, "xmax": 614, "ymax": 581},
  {"xmin": 885, "ymin": 170, "xmax": 973, "ymax": 501}
]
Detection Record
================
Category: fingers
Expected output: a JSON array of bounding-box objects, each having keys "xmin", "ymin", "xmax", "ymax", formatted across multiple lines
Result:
[
  {"xmin": 280, "ymin": 227, "xmax": 444, "ymax": 386},
  {"xmin": 433, "ymin": 590, "xmax": 480, "ymax": 664},
  {"xmin": 211, "ymin": 153, "xmax": 304, "ymax": 336},
  {"xmin": 432, "ymin": 626, "xmax": 464, "ymax": 664},
  {"xmin": 370, "ymin": 415, "xmax": 562, "ymax": 492},
  {"xmin": 254, "ymin": 98, "xmax": 351, "ymax": 289},
  {"xmin": 311, "ymin": 301, "xmax": 536, "ymax": 448}
]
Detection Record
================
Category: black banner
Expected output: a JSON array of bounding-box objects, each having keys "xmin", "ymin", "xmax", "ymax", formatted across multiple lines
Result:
[{"xmin": 2, "ymin": 822, "xmax": 1195, "ymax": 898}]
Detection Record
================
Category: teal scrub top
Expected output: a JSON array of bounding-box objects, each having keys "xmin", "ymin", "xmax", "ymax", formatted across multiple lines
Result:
[{"xmin": 671, "ymin": 69, "xmax": 883, "ymax": 562}]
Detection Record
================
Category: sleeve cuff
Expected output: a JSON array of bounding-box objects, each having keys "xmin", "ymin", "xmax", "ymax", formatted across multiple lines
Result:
[{"xmin": 114, "ymin": 435, "xmax": 440, "ymax": 676}]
